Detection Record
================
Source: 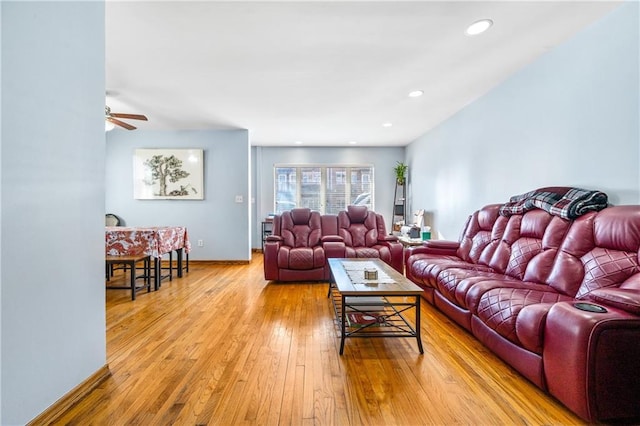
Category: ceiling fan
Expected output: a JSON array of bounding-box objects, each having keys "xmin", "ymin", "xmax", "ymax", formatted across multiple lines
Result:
[{"xmin": 105, "ymin": 106, "xmax": 148, "ymax": 131}]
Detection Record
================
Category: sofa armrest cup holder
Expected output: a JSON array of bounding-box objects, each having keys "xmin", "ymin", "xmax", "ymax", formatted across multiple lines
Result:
[{"xmin": 573, "ymin": 302, "xmax": 607, "ymax": 313}]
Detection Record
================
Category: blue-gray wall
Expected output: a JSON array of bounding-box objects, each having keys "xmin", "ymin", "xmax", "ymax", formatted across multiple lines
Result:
[
  {"xmin": 406, "ymin": 2, "xmax": 639, "ymax": 240},
  {"xmin": 252, "ymin": 146, "xmax": 405, "ymax": 248},
  {"xmin": 1, "ymin": 2, "xmax": 106, "ymax": 424},
  {"xmin": 106, "ymin": 130, "xmax": 251, "ymax": 261}
]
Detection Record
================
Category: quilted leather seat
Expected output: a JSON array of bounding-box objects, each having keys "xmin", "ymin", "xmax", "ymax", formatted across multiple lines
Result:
[
  {"xmin": 278, "ymin": 208, "xmax": 324, "ymax": 269},
  {"xmin": 405, "ymin": 204, "xmax": 640, "ymax": 423},
  {"xmin": 264, "ymin": 208, "xmax": 327, "ymax": 281},
  {"xmin": 337, "ymin": 205, "xmax": 403, "ymax": 272}
]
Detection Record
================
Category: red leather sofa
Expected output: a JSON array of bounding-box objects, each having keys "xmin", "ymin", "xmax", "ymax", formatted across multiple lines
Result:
[
  {"xmin": 405, "ymin": 204, "xmax": 640, "ymax": 423},
  {"xmin": 264, "ymin": 206, "xmax": 403, "ymax": 281}
]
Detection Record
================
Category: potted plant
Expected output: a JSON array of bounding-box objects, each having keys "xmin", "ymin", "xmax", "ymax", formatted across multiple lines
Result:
[{"xmin": 394, "ymin": 161, "xmax": 408, "ymax": 185}]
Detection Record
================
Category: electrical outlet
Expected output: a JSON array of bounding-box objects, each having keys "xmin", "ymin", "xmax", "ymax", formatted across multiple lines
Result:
[
  {"xmin": 197, "ymin": 239, "xmax": 204, "ymax": 247},
  {"xmin": 235, "ymin": 195, "xmax": 243, "ymax": 203}
]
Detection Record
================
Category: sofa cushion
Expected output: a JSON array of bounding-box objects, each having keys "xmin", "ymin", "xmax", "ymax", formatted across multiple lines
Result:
[
  {"xmin": 476, "ymin": 287, "xmax": 572, "ymax": 347},
  {"xmin": 277, "ymin": 246, "xmax": 325, "ymax": 270},
  {"xmin": 280, "ymin": 209, "xmax": 322, "ymax": 248},
  {"xmin": 515, "ymin": 303, "xmax": 555, "ymax": 354},
  {"xmin": 437, "ymin": 269, "xmax": 507, "ymax": 308},
  {"xmin": 457, "ymin": 205, "xmax": 505, "ymax": 264},
  {"xmin": 407, "ymin": 255, "xmax": 494, "ymax": 288},
  {"xmin": 338, "ymin": 207, "xmax": 378, "ymax": 247},
  {"xmin": 574, "ymin": 207, "xmax": 640, "ymax": 297},
  {"xmin": 346, "ymin": 246, "xmax": 382, "ymax": 259},
  {"xmin": 436, "ymin": 268, "xmax": 552, "ymax": 313}
]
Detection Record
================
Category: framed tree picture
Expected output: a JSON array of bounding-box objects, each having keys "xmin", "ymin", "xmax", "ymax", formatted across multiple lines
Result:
[{"xmin": 133, "ymin": 148, "xmax": 204, "ymax": 200}]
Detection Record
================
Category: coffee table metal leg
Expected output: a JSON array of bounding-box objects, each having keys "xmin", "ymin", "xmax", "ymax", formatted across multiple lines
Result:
[
  {"xmin": 340, "ymin": 294, "xmax": 347, "ymax": 355},
  {"xmin": 415, "ymin": 296, "xmax": 424, "ymax": 354}
]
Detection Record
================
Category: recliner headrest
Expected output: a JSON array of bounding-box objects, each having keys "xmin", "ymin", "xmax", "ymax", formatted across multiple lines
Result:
[
  {"xmin": 347, "ymin": 205, "xmax": 368, "ymax": 223},
  {"xmin": 290, "ymin": 208, "xmax": 312, "ymax": 225}
]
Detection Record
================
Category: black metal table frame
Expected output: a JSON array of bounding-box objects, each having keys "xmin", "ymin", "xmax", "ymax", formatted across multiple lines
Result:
[
  {"xmin": 153, "ymin": 248, "xmax": 190, "ymax": 290},
  {"xmin": 327, "ymin": 261, "xmax": 424, "ymax": 355}
]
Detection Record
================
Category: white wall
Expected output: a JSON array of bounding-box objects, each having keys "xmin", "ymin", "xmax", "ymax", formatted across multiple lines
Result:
[
  {"xmin": 252, "ymin": 146, "xmax": 405, "ymax": 248},
  {"xmin": 106, "ymin": 130, "xmax": 251, "ymax": 261},
  {"xmin": 407, "ymin": 2, "xmax": 639, "ymax": 240},
  {"xmin": 1, "ymin": 2, "xmax": 106, "ymax": 424}
]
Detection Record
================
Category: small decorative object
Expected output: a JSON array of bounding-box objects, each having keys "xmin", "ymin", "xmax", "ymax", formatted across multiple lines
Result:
[
  {"xmin": 347, "ymin": 312, "xmax": 386, "ymax": 327},
  {"xmin": 394, "ymin": 161, "xmax": 408, "ymax": 185},
  {"xmin": 421, "ymin": 226, "xmax": 432, "ymax": 240},
  {"xmin": 364, "ymin": 268, "xmax": 378, "ymax": 280},
  {"xmin": 133, "ymin": 148, "xmax": 204, "ymax": 200}
]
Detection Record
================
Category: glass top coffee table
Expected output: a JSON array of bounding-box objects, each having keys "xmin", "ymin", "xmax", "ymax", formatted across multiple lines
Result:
[{"xmin": 327, "ymin": 258, "xmax": 424, "ymax": 355}]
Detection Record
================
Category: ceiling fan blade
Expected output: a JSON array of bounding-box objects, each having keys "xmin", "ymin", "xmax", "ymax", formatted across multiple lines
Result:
[
  {"xmin": 110, "ymin": 113, "xmax": 148, "ymax": 121},
  {"xmin": 107, "ymin": 117, "xmax": 137, "ymax": 130}
]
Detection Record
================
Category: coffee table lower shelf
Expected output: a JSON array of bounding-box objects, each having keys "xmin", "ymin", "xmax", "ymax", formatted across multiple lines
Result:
[{"xmin": 328, "ymin": 282, "xmax": 424, "ymax": 355}]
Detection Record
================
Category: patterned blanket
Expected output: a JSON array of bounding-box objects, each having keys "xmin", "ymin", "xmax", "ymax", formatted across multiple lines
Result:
[{"xmin": 499, "ymin": 186, "xmax": 609, "ymax": 220}]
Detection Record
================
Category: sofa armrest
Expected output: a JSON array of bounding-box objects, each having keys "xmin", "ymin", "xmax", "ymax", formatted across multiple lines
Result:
[
  {"xmin": 378, "ymin": 235, "xmax": 398, "ymax": 242},
  {"xmin": 263, "ymin": 240, "xmax": 281, "ymax": 280},
  {"xmin": 321, "ymin": 235, "xmax": 344, "ymax": 243},
  {"xmin": 586, "ymin": 288, "xmax": 640, "ymax": 315},
  {"xmin": 323, "ymin": 241, "xmax": 346, "ymax": 259},
  {"xmin": 406, "ymin": 240, "xmax": 459, "ymax": 257},
  {"xmin": 376, "ymin": 239, "xmax": 404, "ymax": 272},
  {"xmin": 544, "ymin": 301, "xmax": 640, "ymax": 422}
]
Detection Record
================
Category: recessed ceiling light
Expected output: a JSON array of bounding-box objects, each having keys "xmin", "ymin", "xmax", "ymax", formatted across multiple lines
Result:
[
  {"xmin": 294, "ymin": 140, "xmax": 303, "ymax": 145},
  {"xmin": 382, "ymin": 122, "xmax": 393, "ymax": 128},
  {"xmin": 466, "ymin": 19, "xmax": 493, "ymax": 36},
  {"xmin": 408, "ymin": 90, "xmax": 424, "ymax": 98},
  {"xmin": 348, "ymin": 141, "xmax": 357, "ymax": 145}
]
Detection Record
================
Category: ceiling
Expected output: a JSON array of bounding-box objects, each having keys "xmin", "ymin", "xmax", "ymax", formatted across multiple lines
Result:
[{"xmin": 105, "ymin": 1, "xmax": 621, "ymax": 146}]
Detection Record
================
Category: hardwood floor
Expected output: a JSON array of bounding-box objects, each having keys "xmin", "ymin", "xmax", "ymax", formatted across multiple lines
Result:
[{"xmin": 55, "ymin": 254, "xmax": 586, "ymax": 425}]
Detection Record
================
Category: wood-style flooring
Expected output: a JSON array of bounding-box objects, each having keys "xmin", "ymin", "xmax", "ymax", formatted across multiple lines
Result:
[{"xmin": 55, "ymin": 254, "xmax": 586, "ymax": 425}]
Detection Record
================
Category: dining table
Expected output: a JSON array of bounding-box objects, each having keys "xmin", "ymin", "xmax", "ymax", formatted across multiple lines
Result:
[{"xmin": 105, "ymin": 226, "xmax": 191, "ymax": 289}]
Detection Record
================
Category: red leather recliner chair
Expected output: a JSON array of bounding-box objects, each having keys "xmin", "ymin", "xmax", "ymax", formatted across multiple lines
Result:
[
  {"xmin": 263, "ymin": 208, "xmax": 327, "ymax": 281},
  {"xmin": 337, "ymin": 205, "xmax": 403, "ymax": 272}
]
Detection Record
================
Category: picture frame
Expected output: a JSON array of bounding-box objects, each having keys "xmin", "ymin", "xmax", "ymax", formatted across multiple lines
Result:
[{"xmin": 133, "ymin": 148, "xmax": 204, "ymax": 200}]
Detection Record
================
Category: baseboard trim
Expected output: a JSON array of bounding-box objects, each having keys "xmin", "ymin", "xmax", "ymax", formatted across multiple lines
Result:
[
  {"xmin": 180, "ymin": 260, "xmax": 251, "ymax": 265},
  {"xmin": 28, "ymin": 364, "xmax": 111, "ymax": 426}
]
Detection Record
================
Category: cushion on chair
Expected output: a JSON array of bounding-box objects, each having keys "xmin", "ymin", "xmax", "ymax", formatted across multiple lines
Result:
[
  {"xmin": 280, "ymin": 208, "xmax": 322, "ymax": 248},
  {"xmin": 338, "ymin": 206, "xmax": 379, "ymax": 248},
  {"xmin": 291, "ymin": 208, "xmax": 312, "ymax": 225}
]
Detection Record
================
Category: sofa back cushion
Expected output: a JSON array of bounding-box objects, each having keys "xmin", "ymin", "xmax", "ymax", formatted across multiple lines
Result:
[
  {"xmin": 457, "ymin": 204, "xmax": 504, "ymax": 264},
  {"xmin": 280, "ymin": 208, "xmax": 322, "ymax": 248},
  {"xmin": 502, "ymin": 211, "xmax": 570, "ymax": 281},
  {"xmin": 338, "ymin": 205, "xmax": 378, "ymax": 247},
  {"xmin": 321, "ymin": 214, "xmax": 339, "ymax": 237},
  {"xmin": 454, "ymin": 203, "xmax": 640, "ymax": 298},
  {"xmin": 574, "ymin": 205, "xmax": 640, "ymax": 298}
]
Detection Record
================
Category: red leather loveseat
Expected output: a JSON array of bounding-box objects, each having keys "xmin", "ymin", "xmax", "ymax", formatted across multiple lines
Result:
[
  {"xmin": 405, "ymin": 203, "xmax": 640, "ymax": 423},
  {"xmin": 264, "ymin": 206, "xmax": 403, "ymax": 282}
]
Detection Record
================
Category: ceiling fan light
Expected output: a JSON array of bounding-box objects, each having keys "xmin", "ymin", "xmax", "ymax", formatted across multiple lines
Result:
[
  {"xmin": 466, "ymin": 19, "xmax": 493, "ymax": 36},
  {"xmin": 105, "ymin": 120, "xmax": 115, "ymax": 132}
]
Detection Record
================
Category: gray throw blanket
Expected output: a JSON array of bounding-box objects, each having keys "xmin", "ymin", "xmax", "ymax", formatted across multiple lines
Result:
[{"xmin": 499, "ymin": 186, "xmax": 609, "ymax": 220}]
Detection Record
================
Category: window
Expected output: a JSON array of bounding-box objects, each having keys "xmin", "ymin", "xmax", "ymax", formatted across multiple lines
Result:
[{"xmin": 274, "ymin": 165, "xmax": 374, "ymax": 214}]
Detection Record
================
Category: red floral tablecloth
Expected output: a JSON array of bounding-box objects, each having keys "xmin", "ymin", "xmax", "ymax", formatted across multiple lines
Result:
[{"xmin": 105, "ymin": 226, "xmax": 191, "ymax": 257}]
